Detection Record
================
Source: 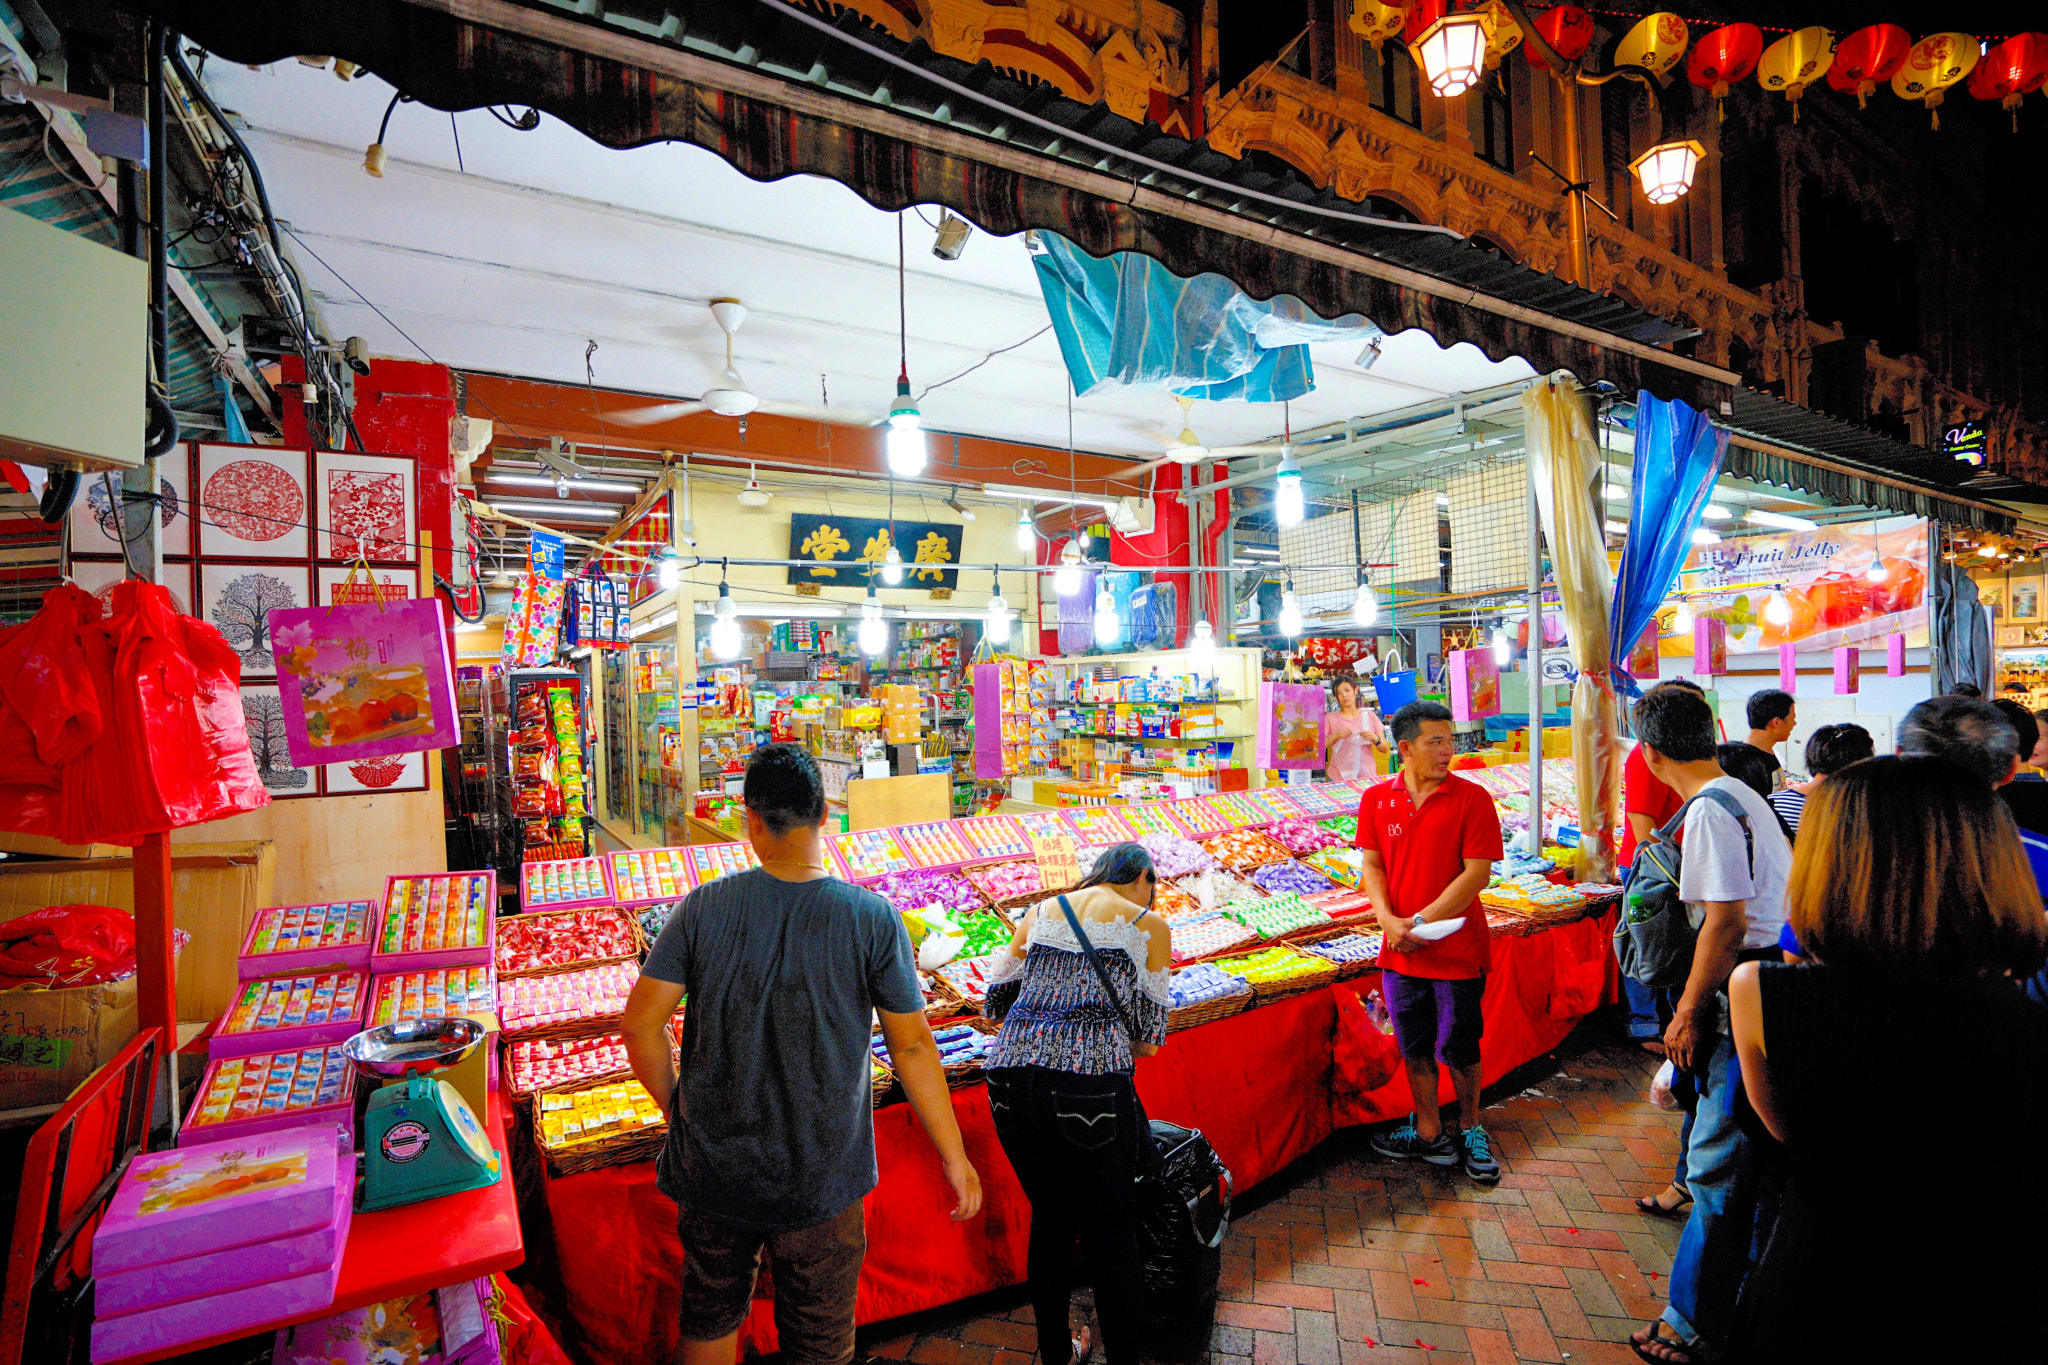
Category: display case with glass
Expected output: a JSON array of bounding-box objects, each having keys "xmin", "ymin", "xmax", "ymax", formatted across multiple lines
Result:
[{"xmin": 631, "ymin": 641, "xmax": 682, "ymax": 839}]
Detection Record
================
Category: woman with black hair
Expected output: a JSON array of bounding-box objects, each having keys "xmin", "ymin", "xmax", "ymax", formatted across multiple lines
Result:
[{"xmin": 983, "ymin": 843, "xmax": 1172, "ymax": 1365}]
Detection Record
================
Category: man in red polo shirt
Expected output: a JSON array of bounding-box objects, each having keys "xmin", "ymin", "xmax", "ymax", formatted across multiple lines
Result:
[{"xmin": 1355, "ymin": 700, "xmax": 1505, "ymax": 1184}]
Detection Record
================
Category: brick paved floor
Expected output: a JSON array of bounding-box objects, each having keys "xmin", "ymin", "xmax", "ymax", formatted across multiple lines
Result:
[{"xmin": 859, "ymin": 1026, "xmax": 1682, "ymax": 1365}]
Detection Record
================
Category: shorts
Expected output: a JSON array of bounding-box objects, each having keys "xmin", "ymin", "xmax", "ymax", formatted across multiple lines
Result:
[
  {"xmin": 676, "ymin": 1200, "xmax": 866, "ymax": 1365},
  {"xmin": 1383, "ymin": 970, "xmax": 1486, "ymax": 1070}
]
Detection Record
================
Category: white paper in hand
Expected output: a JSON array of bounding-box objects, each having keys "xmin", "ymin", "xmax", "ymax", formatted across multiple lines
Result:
[{"xmin": 1411, "ymin": 916, "xmax": 1465, "ymax": 942}]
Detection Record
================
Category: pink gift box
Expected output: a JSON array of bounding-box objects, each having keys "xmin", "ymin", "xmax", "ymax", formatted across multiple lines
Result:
[
  {"xmin": 1778, "ymin": 643, "xmax": 1797, "ymax": 693},
  {"xmin": 1834, "ymin": 646, "xmax": 1861, "ymax": 694},
  {"xmin": 1446, "ymin": 646, "xmax": 1502, "ymax": 722},
  {"xmin": 373, "ymin": 872, "xmax": 498, "ymax": 973},
  {"xmin": 93, "ymin": 1125, "xmax": 350, "ymax": 1277},
  {"xmin": 97, "ymin": 1134, "xmax": 353, "ymax": 1317},
  {"xmin": 239, "ymin": 901, "xmax": 380, "ymax": 979},
  {"xmin": 516, "ymin": 857, "xmax": 614, "ymax": 912},
  {"xmin": 273, "ymin": 1275, "xmax": 501, "ymax": 1365},
  {"xmin": 1887, "ymin": 632, "xmax": 1907, "ymax": 676},
  {"xmin": 209, "ymin": 971, "xmax": 369, "ymax": 1062},
  {"xmin": 1628, "ymin": 622, "xmax": 1660, "ymax": 681},
  {"xmin": 179, "ymin": 1045, "xmax": 357, "ymax": 1149},
  {"xmin": 91, "ymin": 1242, "xmax": 347, "ymax": 1361}
]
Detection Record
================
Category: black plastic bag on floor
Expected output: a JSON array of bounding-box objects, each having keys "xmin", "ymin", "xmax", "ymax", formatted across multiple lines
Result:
[{"xmin": 1136, "ymin": 1120, "xmax": 1232, "ymax": 1363}]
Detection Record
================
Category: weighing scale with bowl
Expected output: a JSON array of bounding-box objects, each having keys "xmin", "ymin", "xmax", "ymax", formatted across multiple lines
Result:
[{"xmin": 342, "ymin": 1018, "xmax": 502, "ymax": 1212}]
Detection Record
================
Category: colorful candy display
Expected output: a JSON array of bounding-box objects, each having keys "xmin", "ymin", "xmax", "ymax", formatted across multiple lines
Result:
[
  {"xmin": 1168, "ymin": 912, "xmax": 1259, "ymax": 963},
  {"xmin": 509, "ymin": 1032, "xmax": 636, "ymax": 1094},
  {"xmin": 500, "ymin": 962, "xmax": 637, "ymax": 1034},
  {"xmin": 1201, "ymin": 829, "xmax": 1293, "ymax": 871},
  {"xmin": 187, "ymin": 1045, "xmax": 352, "ymax": 1132},
  {"xmin": 367, "ymin": 966, "xmax": 497, "ymax": 1027},
  {"xmin": 1179, "ymin": 867, "xmax": 1266, "ymax": 910},
  {"xmin": 687, "ymin": 842, "xmax": 761, "ymax": 886},
  {"xmin": 1300, "ymin": 932, "xmax": 1383, "ymax": 965},
  {"xmin": 608, "ymin": 848, "xmax": 690, "ymax": 903},
  {"xmin": 935, "ymin": 954, "xmax": 1002, "ymax": 1002},
  {"xmin": 955, "ymin": 816, "xmax": 1030, "ymax": 860},
  {"xmin": 833, "ymin": 828, "xmax": 915, "ymax": 879},
  {"xmin": 380, "ymin": 873, "xmax": 492, "ymax": 955},
  {"xmin": 1153, "ymin": 880, "xmax": 1202, "ymax": 921},
  {"xmin": 893, "ymin": 821, "xmax": 975, "ymax": 868},
  {"xmin": 956, "ymin": 912, "xmax": 1015, "ymax": 959},
  {"xmin": 1252, "ymin": 859, "xmax": 1337, "ymax": 897},
  {"xmin": 537, "ymin": 1084, "xmax": 664, "ymax": 1150},
  {"xmin": 874, "ymin": 1022, "xmax": 991, "ymax": 1067},
  {"xmin": 1137, "ymin": 832, "xmax": 1214, "ymax": 878},
  {"xmin": 496, "ymin": 908, "xmax": 638, "ymax": 976},
  {"xmin": 963, "ymin": 858, "xmax": 1044, "ymax": 906},
  {"xmin": 1268, "ymin": 817, "xmax": 1342, "ymax": 854},
  {"xmin": 1317, "ymin": 815, "xmax": 1359, "ymax": 842},
  {"xmin": 873, "ymin": 869, "xmax": 987, "ymax": 918},
  {"xmin": 1169, "ymin": 962, "xmax": 1254, "ymax": 1010},
  {"xmin": 1223, "ymin": 894, "xmax": 1330, "ymax": 940},
  {"xmin": 638, "ymin": 904, "xmax": 677, "ymax": 941},
  {"xmin": 1482, "ymin": 872, "xmax": 1587, "ymax": 912},
  {"xmin": 219, "ymin": 972, "xmax": 365, "ymax": 1040},
  {"xmin": 1303, "ymin": 847, "xmax": 1365, "ymax": 888},
  {"xmin": 1064, "ymin": 807, "xmax": 1134, "ymax": 844},
  {"xmin": 1215, "ymin": 945, "xmax": 1335, "ymax": 988}
]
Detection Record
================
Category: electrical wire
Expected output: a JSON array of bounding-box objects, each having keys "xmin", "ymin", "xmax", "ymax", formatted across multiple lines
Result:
[{"xmin": 915, "ymin": 325, "xmax": 1053, "ymax": 402}]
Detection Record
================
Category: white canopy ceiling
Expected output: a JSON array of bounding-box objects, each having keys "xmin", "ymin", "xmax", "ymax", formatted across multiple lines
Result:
[{"xmin": 200, "ymin": 59, "xmax": 1537, "ymax": 464}]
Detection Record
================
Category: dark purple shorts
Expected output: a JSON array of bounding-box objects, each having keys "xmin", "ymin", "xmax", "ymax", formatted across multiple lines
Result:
[{"xmin": 1382, "ymin": 969, "xmax": 1486, "ymax": 1069}]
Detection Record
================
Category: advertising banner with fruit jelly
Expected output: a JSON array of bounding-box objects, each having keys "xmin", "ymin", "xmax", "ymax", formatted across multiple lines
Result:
[{"xmin": 1654, "ymin": 515, "xmax": 1929, "ymax": 656}]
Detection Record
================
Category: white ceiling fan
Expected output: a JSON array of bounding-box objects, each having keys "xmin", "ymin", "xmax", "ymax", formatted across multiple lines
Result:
[
  {"xmin": 610, "ymin": 299, "xmax": 846, "ymax": 427},
  {"xmin": 1120, "ymin": 396, "xmax": 1291, "ymax": 478}
]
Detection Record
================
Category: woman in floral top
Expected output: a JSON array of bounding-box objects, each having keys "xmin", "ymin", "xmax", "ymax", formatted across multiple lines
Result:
[{"xmin": 985, "ymin": 843, "xmax": 1172, "ymax": 1365}]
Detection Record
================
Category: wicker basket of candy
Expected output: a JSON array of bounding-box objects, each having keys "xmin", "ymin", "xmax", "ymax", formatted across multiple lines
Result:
[
  {"xmin": 498, "ymin": 961, "xmax": 636, "ymax": 1042},
  {"xmin": 1166, "ymin": 962, "xmax": 1255, "ymax": 1031},
  {"xmin": 1211, "ymin": 944, "xmax": 1341, "ymax": 1003},
  {"xmin": 961, "ymin": 858, "xmax": 1051, "ymax": 913},
  {"xmin": 1290, "ymin": 925, "xmax": 1384, "ymax": 981},
  {"xmin": 532, "ymin": 1082, "xmax": 668, "ymax": 1175},
  {"xmin": 1201, "ymin": 829, "xmax": 1295, "ymax": 872}
]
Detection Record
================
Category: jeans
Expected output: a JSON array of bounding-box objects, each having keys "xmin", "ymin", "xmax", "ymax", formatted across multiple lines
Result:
[
  {"xmin": 987, "ymin": 1066, "xmax": 1149, "ymax": 1365},
  {"xmin": 1661, "ymin": 1034, "xmax": 1764, "ymax": 1359}
]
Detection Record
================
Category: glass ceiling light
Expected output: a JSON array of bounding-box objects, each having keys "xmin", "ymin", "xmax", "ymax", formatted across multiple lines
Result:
[
  {"xmin": 1015, "ymin": 507, "xmax": 1035, "ymax": 554},
  {"xmin": 1278, "ymin": 578, "xmax": 1303, "ymax": 637},
  {"xmin": 709, "ymin": 560, "xmax": 742, "ymax": 660},
  {"xmin": 1411, "ymin": 12, "xmax": 1490, "ymax": 97},
  {"xmin": 1054, "ymin": 540, "xmax": 1085, "ymax": 596},
  {"xmin": 881, "ymin": 543, "xmax": 905, "ymax": 585},
  {"xmin": 1352, "ymin": 573, "xmax": 1378, "ymax": 629},
  {"xmin": 1274, "ymin": 451, "xmax": 1305, "ymax": 529},
  {"xmin": 1093, "ymin": 583, "xmax": 1120, "ymax": 647},
  {"xmin": 1629, "ymin": 140, "xmax": 1706, "ymax": 206},
  {"xmin": 858, "ymin": 580, "xmax": 887, "ymax": 655},
  {"xmin": 985, "ymin": 569, "xmax": 1012, "ymax": 646}
]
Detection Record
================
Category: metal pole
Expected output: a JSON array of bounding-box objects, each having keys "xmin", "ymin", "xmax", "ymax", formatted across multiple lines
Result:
[
  {"xmin": 1558, "ymin": 77, "xmax": 1591, "ymax": 290},
  {"xmin": 1527, "ymin": 459, "xmax": 1544, "ymax": 855}
]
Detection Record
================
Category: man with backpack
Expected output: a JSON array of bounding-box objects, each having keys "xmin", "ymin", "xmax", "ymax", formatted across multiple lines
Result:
[{"xmin": 1621, "ymin": 684, "xmax": 1793, "ymax": 1365}]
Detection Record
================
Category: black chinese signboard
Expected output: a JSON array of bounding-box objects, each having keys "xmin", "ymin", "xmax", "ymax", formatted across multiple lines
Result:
[{"xmin": 786, "ymin": 513, "xmax": 963, "ymax": 589}]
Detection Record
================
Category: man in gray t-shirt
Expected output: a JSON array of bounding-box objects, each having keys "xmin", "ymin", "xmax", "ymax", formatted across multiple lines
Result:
[{"xmin": 622, "ymin": 744, "xmax": 981, "ymax": 1365}]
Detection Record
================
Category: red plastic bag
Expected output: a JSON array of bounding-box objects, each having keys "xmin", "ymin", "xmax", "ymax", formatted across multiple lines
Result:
[
  {"xmin": 490, "ymin": 1273, "xmax": 574, "ymax": 1365},
  {"xmin": 1547, "ymin": 923, "xmax": 1612, "ymax": 1020},
  {"xmin": 1332, "ymin": 983, "xmax": 1403, "ymax": 1124},
  {"xmin": 0, "ymin": 905, "xmax": 135, "ymax": 988}
]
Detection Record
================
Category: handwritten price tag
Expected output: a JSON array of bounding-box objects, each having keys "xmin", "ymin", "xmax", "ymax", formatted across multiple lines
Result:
[{"xmin": 1030, "ymin": 832, "xmax": 1082, "ymax": 892}]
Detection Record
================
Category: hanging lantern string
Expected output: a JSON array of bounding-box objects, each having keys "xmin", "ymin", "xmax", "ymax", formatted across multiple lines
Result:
[{"xmin": 1524, "ymin": 3, "xmax": 2018, "ymax": 45}]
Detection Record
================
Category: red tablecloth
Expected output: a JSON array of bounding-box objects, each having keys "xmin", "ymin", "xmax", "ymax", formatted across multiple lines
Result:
[{"xmin": 540, "ymin": 912, "xmax": 1619, "ymax": 1364}]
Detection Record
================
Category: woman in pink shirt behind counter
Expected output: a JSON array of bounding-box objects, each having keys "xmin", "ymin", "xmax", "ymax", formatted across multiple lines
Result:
[{"xmin": 1320, "ymin": 676, "xmax": 1390, "ymax": 781}]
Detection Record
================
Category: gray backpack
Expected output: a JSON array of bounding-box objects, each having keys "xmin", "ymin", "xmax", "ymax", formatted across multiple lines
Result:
[{"xmin": 1616, "ymin": 787, "xmax": 1753, "ymax": 989}]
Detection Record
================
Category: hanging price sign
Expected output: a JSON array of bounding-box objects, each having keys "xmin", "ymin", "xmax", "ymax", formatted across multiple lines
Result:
[{"xmin": 1030, "ymin": 831, "xmax": 1081, "ymax": 892}]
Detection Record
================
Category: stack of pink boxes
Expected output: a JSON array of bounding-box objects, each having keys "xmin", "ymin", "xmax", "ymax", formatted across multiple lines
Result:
[{"xmin": 90, "ymin": 1125, "xmax": 354, "ymax": 1361}]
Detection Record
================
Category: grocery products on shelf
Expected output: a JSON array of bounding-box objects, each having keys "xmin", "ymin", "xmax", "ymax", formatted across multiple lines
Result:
[
  {"xmin": 378, "ymin": 873, "xmax": 494, "ymax": 964},
  {"xmin": 239, "ymin": 902, "xmax": 377, "ymax": 976}
]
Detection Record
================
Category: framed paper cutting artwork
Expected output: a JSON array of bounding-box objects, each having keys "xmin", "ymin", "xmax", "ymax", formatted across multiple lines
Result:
[
  {"xmin": 240, "ymin": 683, "xmax": 316, "ymax": 796},
  {"xmin": 69, "ymin": 455, "xmax": 193, "ymax": 558},
  {"xmin": 201, "ymin": 563, "xmax": 312, "ymax": 677},
  {"xmin": 323, "ymin": 751, "xmax": 429, "ymax": 794},
  {"xmin": 196, "ymin": 445, "xmax": 309, "ymax": 560},
  {"xmin": 316, "ymin": 563, "xmax": 414, "ymax": 605},
  {"xmin": 314, "ymin": 452, "xmax": 415, "ymax": 562}
]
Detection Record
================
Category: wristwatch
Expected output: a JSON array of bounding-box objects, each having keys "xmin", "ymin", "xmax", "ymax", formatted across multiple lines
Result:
[{"xmin": 1410, "ymin": 914, "xmax": 1427, "ymax": 930}]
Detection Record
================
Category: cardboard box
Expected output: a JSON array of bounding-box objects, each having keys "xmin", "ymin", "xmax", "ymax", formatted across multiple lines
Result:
[
  {"xmin": 0, "ymin": 950, "xmax": 187, "ymax": 1108},
  {"xmin": 0, "ymin": 841, "xmax": 276, "ymax": 1025}
]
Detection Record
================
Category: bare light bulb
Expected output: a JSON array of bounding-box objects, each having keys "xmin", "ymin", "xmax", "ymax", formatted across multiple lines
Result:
[
  {"xmin": 1764, "ymin": 590, "xmax": 1792, "ymax": 627},
  {"xmin": 1351, "ymin": 582, "xmax": 1378, "ymax": 629},
  {"xmin": 1054, "ymin": 542, "xmax": 1084, "ymax": 596},
  {"xmin": 709, "ymin": 615, "xmax": 742, "ymax": 661},
  {"xmin": 881, "ymin": 545, "xmax": 905, "ymax": 585},
  {"xmin": 885, "ymin": 423, "xmax": 926, "ymax": 477},
  {"xmin": 657, "ymin": 555, "xmax": 680, "ymax": 590},
  {"xmin": 1866, "ymin": 561, "xmax": 1889, "ymax": 583},
  {"xmin": 1492, "ymin": 626, "xmax": 1512, "ymax": 667},
  {"xmin": 1191, "ymin": 618, "xmax": 1216, "ymax": 663},
  {"xmin": 1093, "ymin": 585, "xmax": 1120, "ymax": 646},
  {"xmin": 858, "ymin": 595, "xmax": 887, "ymax": 655},
  {"xmin": 1671, "ymin": 601, "xmax": 1694, "ymax": 633},
  {"xmin": 1015, "ymin": 509, "xmax": 1034, "ymax": 553},
  {"xmin": 1274, "ymin": 452, "xmax": 1304, "ymax": 528},
  {"xmin": 1278, "ymin": 591, "xmax": 1303, "ymax": 637},
  {"xmin": 985, "ymin": 593, "xmax": 1012, "ymax": 646}
]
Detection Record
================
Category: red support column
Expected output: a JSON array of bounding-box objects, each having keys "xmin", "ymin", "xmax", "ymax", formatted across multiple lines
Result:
[{"xmin": 131, "ymin": 831, "xmax": 177, "ymax": 1056}]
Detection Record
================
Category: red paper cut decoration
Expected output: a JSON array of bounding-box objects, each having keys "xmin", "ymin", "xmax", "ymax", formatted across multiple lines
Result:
[
  {"xmin": 1827, "ymin": 23, "xmax": 1911, "ymax": 108},
  {"xmin": 204, "ymin": 460, "xmax": 303, "ymax": 542},
  {"xmin": 1686, "ymin": 22, "xmax": 1764, "ymax": 118},
  {"xmin": 347, "ymin": 755, "xmax": 408, "ymax": 789},
  {"xmin": 327, "ymin": 470, "xmax": 407, "ymax": 561},
  {"xmin": 1523, "ymin": 3, "xmax": 1594, "ymax": 69}
]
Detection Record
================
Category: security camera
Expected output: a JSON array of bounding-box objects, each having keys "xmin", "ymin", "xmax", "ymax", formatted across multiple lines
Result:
[{"xmin": 343, "ymin": 336, "xmax": 371, "ymax": 376}]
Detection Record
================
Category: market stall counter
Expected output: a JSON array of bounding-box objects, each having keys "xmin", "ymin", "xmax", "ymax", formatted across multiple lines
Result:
[{"xmin": 536, "ymin": 910, "xmax": 1620, "ymax": 1364}]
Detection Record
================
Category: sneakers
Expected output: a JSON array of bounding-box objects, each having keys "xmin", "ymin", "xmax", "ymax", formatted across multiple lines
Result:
[
  {"xmin": 1369, "ymin": 1122, "xmax": 1459, "ymax": 1166},
  {"xmin": 1369, "ymin": 1121, "xmax": 1502, "ymax": 1184},
  {"xmin": 1459, "ymin": 1124, "xmax": 1501, "ymax": 1184}
]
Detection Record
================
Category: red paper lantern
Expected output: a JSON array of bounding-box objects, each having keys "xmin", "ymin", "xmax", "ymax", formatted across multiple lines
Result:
[
  {"xmin": 1685, "ymin": 22, "xmax": 1764, "ymax": 109},
  {"xmin": 1402, "ymin": 0, "xmax": 1446, "ymax": 47},
  {"xmin": 1826, "ymin": 23, "xmax": 1912, "ymax": 108},
  {"xmin": 1522, "ymin": 4, "xmax": 1595, "ymax": 70},
  {"xmin": 1968, "ymin": 32, "xmax": 2048, "ymax": 121}
]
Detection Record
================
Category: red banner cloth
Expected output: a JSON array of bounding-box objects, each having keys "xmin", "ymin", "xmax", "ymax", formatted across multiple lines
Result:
[{"xmin": 540, "ymin": 912, "xmax": 1619, "ymax": 1364}]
